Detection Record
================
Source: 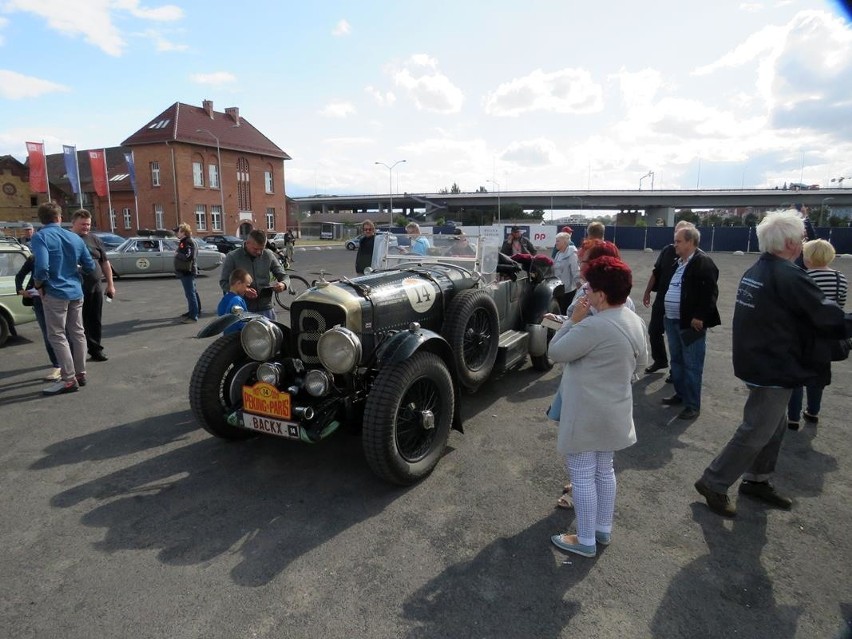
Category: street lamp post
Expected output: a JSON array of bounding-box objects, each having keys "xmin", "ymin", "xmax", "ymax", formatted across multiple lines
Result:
[
  {"xmin": 830, "ymin": 176, "xmax": 850, "ymax": 187},
  {"xmin": 196, "ymin": 128, "xmax": 226, "ymax": 234},
  {"xmin": 487, "ymin": 179, "xmax": 501, "ymax": 223},
  {"xmin": 375, "ymin": 160, "xmax": 406, "ymax": 229},
  {"xmin": 820, "ymin": 197, "xmax": 834, "ymax": 228},
  {"xmin": 639, "ymin": 170, "xmax": 654, "ymax": 190}
]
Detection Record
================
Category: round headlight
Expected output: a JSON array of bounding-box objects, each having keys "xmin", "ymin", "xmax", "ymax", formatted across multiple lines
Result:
[
  {"xmin": 304, "ymin": 369, "xmax": 332, "ymax": 397},
  {"xmin": 241, "ymin": 318, "xmax": 283, "ymax": 361},
  {"xmin": 256, "ymin": 362, "xmax": 280, "ymax": 385},
  {"xmin": 318, "ymin": 326, "xmax": 361, "ymax": 374}
]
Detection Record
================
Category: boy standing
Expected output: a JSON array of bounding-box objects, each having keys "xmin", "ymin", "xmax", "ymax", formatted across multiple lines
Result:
[{"xmin": 217, "ymin": 269, "xmax": 252, "ymax": 334}]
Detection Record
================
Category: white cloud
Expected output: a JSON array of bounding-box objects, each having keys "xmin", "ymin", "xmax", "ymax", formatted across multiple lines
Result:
[
  {"xmin": 332, "ymin": 19, "xmax": 350, "ymax": 36},
  {"xmin": 500, "ymin": 138, "xmax": 563, "ymax": 167},
  {"xmin": 484, "ymin": 68, "xmax": 603, "ymax": 117},
  {"xmin": 319, "ymin": 101, "xmax": 356, "ymax": 118},
  {"xmin": 393, "ymin": 55, "xmax": 463, "ymax": 114},
  {"xmin": 0, "ymin": 16, "xmax": 8, "ymax": 45},
  {"xmin": 0, "ymin": 69, "xmax": 70, "ymax": 99},
  {"xmin": 3, "ymin": 0, "xmax": 183, "ymax": 56},
  {"xmin": 189, "ymin": 71, "xmax": 237, "ymax": 86},
  {"xmin": 321, "ymin": 136, "xmax": 374, "ymax": 146},
  {"xmin": 365, "ymin": 85, "xmax": 396, "ymax": 106},
  {"xmin": 141, "ymin": 29, "xmax": 188, "ymax": 52}
]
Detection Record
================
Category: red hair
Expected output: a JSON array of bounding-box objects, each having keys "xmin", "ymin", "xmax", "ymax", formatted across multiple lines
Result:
[{"xmin": 584, "ymin": 255, "xmax": 632, "ymax": 305}]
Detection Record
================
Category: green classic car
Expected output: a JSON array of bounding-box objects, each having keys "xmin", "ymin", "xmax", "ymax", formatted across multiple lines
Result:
[{"xmin": 0, "ymin": 243, "xmax": 36, "ymax": 346}]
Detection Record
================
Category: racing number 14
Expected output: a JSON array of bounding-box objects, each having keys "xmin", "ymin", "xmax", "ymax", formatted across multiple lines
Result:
[{"xmin": 414, "ymin": 285, "xmax": 432, "ymax": 304}]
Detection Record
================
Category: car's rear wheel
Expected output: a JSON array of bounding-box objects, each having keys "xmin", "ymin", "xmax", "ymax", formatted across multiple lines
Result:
[
  {"xmin": 362, "ymin": 352, "xmax": 454, "ymax": 485},
  {"xmin": 346, "ymin": 241, "xmax": 356, "ymax": 250},
  {"xmin": 530, "ymin": 297, "xmax": 561, "ymax": 371},
  {"xmin": 189, "ymin": 332, "xmax": 256, "ymax": 439},
  {"xmin": 442, "ymin": 289, "xmax": 500, "ymax": 392}
]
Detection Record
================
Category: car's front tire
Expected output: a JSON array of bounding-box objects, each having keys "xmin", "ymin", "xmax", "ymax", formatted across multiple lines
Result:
[
  {"xmin": 362, "ymin": 352, "xmax": 454, "ymax": 485},
  {"xmin": 189, "ymin": 332, "xmax": 257, "ymax": 439},
  {"xmin": 346, "ymin": 241, "xmax": 356, "ymax": 250}
]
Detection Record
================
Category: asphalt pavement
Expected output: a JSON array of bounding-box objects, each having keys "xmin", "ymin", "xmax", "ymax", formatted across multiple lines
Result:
[{"xmin": 0, "ymin": 245, "xmax": 850, "ymax": 639}]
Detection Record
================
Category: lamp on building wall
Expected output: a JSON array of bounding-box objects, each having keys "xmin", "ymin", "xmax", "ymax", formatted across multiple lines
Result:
[
  {"xmin": 375, "ymin": 160, "xmax": 406, "ymax": 228},
  {"xmin": 196, "ymin": 128, "xmax": 226, "ymax": 234}
]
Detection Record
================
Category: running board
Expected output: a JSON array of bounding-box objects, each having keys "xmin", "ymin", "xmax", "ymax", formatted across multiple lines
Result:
[{"xmin": 495, "ymin": 329, "xmax": 529, "ymax": 372}]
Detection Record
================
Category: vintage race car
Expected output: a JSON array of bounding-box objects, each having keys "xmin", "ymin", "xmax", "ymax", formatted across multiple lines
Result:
[{"xmin": 190, "ymin": 232, "xmax": 566, "ymax": 485}]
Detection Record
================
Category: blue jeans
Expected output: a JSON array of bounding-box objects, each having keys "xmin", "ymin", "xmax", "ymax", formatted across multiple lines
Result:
[
  {"xmin": 33, "ymin": 297, "xmax": 59, "ymax": 368},
  {"xmin": 664, "ymin": 317, "xmax": 707, "ymax": 411},
  {"xmin": 178, "ymin": 274, "xmax": 199, "ymax": 320},
  {"xmin": 787, "ymin": 385, "xmax": 824, "ymax": 420}
]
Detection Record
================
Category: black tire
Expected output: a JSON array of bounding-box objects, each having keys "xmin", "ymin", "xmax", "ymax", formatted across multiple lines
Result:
[
  {"xmin": 346, "ymin": 241, "xmax": 356, "ymax": 250},
  {"xmin": 189, "ymin": 332, "xmax": 257, "ymax": 439},
  {"xmin": 274, "ymin": 275, "xmax": 310, "ymax": 311},
  {"xmin": 0, "ymin": 315, "xmax": 10, "ymax": 347},
  {"xmin": 362, "ymin": 352, "xmax": 454, "ymax": 485},
  {"xmin": 442, "ymin": 289, "xmax": 500, "ymax": 392},
  {"xmin": 530, "ymin": 297, "xmax": 561, "ymax": 371}
]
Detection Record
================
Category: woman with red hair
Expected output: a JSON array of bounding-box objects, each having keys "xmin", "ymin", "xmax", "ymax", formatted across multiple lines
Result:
[{"xmin": 548, "ymin": 256, "xmax": 648, "ymax": 558}]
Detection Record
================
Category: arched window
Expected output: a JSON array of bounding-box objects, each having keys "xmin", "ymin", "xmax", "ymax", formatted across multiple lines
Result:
[
  {"xmin": 237, "ymin": 156, "xmax": 251, "ymax": 211},
  {"xmin": 208, "ymin": 155, "xmax": 220, "ymax": 189},
  {"xmin": 264, "ymin": 163, "xmax": 274, "ymax": 193},
  {"xmin": 192, "ymin": 153, "xmax": 205, "ymax": 187}
]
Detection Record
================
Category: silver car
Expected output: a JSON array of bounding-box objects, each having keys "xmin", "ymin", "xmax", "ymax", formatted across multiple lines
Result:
[
  {"xmin": 107, "ymin": 237, "xmax": 223, "ymax": 277},
  {"xmin": 0, "ymin": 243, "xmax": 36, "ymax": 346}
]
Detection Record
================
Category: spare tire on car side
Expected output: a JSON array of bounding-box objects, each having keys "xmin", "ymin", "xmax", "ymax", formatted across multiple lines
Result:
[{"xmin": 441, "ymin": 289, "xmax": 500, "ymax": 392}]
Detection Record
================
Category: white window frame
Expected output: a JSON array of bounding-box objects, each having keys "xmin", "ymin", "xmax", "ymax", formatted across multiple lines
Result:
[
  {"xmin": 110, "ymin": 208, "xmax": 117, "ymax": 231},
  {"xmin": 193, "ymin": 161, "xmax": 204, "ymax": 187},
  {"xmin": 151, "ymin": 161, "xmax": 161, "ymax": 187},
  {"xmin": 154, "ymin": 204, "xmax": 164, "ymax": 229},
  {"xmin": 264, "ymin": 169, "xmax": 274, "ymax": 193},
  {"xmin": 208, "ymin": 163, "xmax": 220, "ymax": 189},
  {"xmin": 265, "ymin": 208, "xmax": 275, "ymax": 230},
  {"xmin": 195, "ymin": 204, "xmax": 207, "ymax": 231},
  {"xmin": 211, "ymin": 205, "xmax": 222, "ymax": 231},
  {"xmin": 123, "ymin": 207, "xmax": 132, "ymax": 230}
]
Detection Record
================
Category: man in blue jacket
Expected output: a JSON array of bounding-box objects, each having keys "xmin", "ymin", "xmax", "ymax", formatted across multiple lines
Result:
[
  {"xmin": 31, "ymin": 201, "xmax": 96, "ymax": 395},
  {"xmin": 695, "ymin": 210, "xmax": 852, "ymax": 517}
]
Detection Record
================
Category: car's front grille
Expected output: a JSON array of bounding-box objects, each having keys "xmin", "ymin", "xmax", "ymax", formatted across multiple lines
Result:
[{"xmin": 290, "ymin": 301, "xmax": 346, "ymax": 365}]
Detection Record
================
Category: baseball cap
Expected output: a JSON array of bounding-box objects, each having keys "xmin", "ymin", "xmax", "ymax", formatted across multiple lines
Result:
[
  {"xmin": 561, "ymin": 226, "xmax": 573, "ymax": 234},
  {"xmin": 22, "ymin": 223, "xmax": 34, "ymax": 230},
  {"xmin": 511, "ymin": 226, "xmax": 521, "ymax": 232}
]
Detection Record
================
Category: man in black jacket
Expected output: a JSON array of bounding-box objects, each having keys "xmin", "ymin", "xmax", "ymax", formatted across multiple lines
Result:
[
  {"xmin": 695, "ymin": 210, "xmax": 852, "ymax": 517},
  {"xmin": 661, "ymin": 226, "xmax": 720, "ymax": 419}
]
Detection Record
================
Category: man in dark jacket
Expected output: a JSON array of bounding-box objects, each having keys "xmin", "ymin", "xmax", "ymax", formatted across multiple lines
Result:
[
  {"xmin": 695, "ymin": 210, "xmax": 852, "ymax": 517},
  {"xmin": 642, "ymin": 221, "xmax": 695, "ymax": 375},
  {"xmin": 500, "ymin": 226, "xmax": 536, "ymax": 256},
  {"xmin": 219, "ymin": 229, "xmax": 288, "ymax": 320},
  {"xmin": 661, "ymin": 225, "xmax": 721, "ymax": 419}
]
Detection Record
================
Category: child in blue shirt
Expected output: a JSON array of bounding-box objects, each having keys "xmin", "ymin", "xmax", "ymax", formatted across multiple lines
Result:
[{"xmin": 217, "ymin": 268, "xmax": 252, "ymax": 334}]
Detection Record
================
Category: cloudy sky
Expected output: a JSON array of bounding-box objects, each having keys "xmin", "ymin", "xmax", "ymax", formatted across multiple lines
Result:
[{"xmin": 2, "ymin": 0, "xmax": 851, "ymax": 198}]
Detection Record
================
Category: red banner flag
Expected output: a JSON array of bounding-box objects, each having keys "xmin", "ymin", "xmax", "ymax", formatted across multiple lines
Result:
[
  {"xmin": 26, "ymin": 141, "xmax": 48, "ymax": 193},
  {"xmin": 88, "ymin": 149, "xmax": 108, "ymax": 197}
]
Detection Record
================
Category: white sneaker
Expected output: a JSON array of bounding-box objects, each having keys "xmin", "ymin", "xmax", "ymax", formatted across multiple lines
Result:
[
  {"xmin": 43, "ymin": 367, "xmax": 62, "ymax": 381},
  {"xmin": 42, "ymin": 379, "xmax": 78, "ymax": 396}
]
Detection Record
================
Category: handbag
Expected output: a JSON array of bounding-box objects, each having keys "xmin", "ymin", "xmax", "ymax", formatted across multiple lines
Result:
[{"xmin": 830, "ymin": 272, "xmax": 850, "ymax": 362}]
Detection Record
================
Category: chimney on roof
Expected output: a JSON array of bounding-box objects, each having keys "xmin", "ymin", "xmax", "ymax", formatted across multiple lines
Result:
[
  {"xmin": 202, "ymin": 99, "xmax": 214, "ymax": 119},
  {"xmin": 226, "ymin": 106, "xmax": 240, "ymax": 126}
]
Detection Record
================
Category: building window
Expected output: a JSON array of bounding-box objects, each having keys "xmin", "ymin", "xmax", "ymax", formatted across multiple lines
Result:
[
  {"xmin": 151, "ymin": 161, "xmax": 161, "ymax": 187},
  {"xmin": 123, "ymin": 208, "xmax": 132, "ymax": 230},
  {"xmin": 193, "ymin": 160, "xmax": 204, "ymax": 187},
  {"xmin": 237, "ymin": 157, "xmax": 251, "ymax": 211},
  {"xmin": 264, "ymin": 165, "xmax": 274, "ymax": 193},
  {"xmin": 154, "ymin": 204, "xmax": 164, "ymax": 229},
  {"xmin": 195, "ymin": 204, "xmax": 207, "ymax": 231},
  {"xmin": 208, "ymin": 163, "xmax": 220, "ymax": 189},
  {"xmin": 211, "ymin": 205, "xmax": 222, "ymax": 231},
  {"xmin": 110, "ymin": 209, "xmax": 117, "ymax": 231},
  {"xmin": 266, "ymin": 208, "xmax": 275, "ymax": 230}
]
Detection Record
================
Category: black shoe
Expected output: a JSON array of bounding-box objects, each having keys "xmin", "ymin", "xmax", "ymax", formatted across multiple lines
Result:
[
  {"xmin": 180, "ymin": 312, "xmax": 191, "ymax": 318},
  {"xmin": 645, "ymin": 362, "xmax": 668, "ymax": 374},
  {"xmin": 802, "ymin": 411, "xmax": 819, "ymax": 424},
  {"xmin": 694, "ymin": 479, "xmax": 736, "ymax": 517},
  {"xmin": 678, "ymin": 407, "xmax": 700, "ymax": 420},
  {"xmin": 89, "ymin": 351, "xmax": 108, "ymax": 362},
  {"xmin": 738, "ymin": 480, "xmax": 792, "ymax": 510},
  {"xmin": 787, "ymin": 420, "xmax": 800, "ymax": 431},
  {"xmin": 664, "ymin": 375, "xmax": 673, "ymax": 384},
  {"xmin": 661, "ymin": 395, "xmax": 683, "ymax": 406}
]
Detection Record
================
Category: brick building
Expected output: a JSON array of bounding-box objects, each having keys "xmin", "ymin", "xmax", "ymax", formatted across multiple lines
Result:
[{"xmin": 122, "ymin": 100, "xmax": 291, "ymax": 236}]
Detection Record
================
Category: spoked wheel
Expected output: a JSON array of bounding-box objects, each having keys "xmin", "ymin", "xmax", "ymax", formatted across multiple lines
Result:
[
  {"xmin": 442, "ymin": 289, "xmax": 500, "ymax": 392},
  {"xmin": 362, "ymin": 352, "xmax": 454, "ymax": 485},
  {"xmin": 274, "ymin": 275, "xmax": 310, "ymax": 311}
]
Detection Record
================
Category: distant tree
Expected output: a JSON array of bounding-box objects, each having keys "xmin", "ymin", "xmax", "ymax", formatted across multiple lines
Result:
[
  {"xmin": 828, "ymin": 215, "xmax": 844, "ymax": 227},
  {"xmin": 723, "ymin": 216, "xmax": 743, "ymax": 227},
  {"xmin": 436, "ymin": 216, "xmax": 446, "ymax": 226},
  {"xmin": 450, "ymin": 182, "xmax": 461, "ymax": 194},
  {"xmin": 635, "ymin": 218, "xmax": 647, "ymax": 228},
  {"xmin": 438, "ymin": 187, "xmax": 449, "ymax": 195},
  {"xmin": 705, "ymin": 214, "xmax": 724, "ymax": 226},
  {"xmin": 676, "ymin": 209, "xmax": 699, "ymax": 224},
  {"xmin": 743, "ymin": 212, "xmax": 759, "ymax": 227},
  {"xmin": 476, "ymin": 186, "xmax": 488, "ymax": 193}
]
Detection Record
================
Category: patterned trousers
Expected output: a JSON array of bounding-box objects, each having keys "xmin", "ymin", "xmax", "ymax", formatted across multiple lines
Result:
[{"xmin": 566, "ymin": 451, "xmax": 616, "ymax": 547}]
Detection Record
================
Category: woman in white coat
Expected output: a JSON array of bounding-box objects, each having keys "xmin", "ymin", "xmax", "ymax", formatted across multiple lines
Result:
[{"xmin": 548, "ymin": 255, "xmax": 648, "ymax": 558}]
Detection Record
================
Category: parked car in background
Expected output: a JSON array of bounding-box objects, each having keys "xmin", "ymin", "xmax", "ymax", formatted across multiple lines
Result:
[
  {"xmin": 345, "ymin": 234, "xmax": 399, "ymax": 250},
  {"xmin": 203, "ymin": 234, "xmax": 244, "ymax": 254},
  {"xmin": 90, "ymin": 231, "xmax": 126, "ymax": 251},
  {"xmin": 0, "ymin": 242, "xmax": 36, "ymax": 346},
  {"xmin": 269, "ymin": 232, "xmax": 295, "ymax": 250},
  {"xmin": 107, "ymin": 237, "xmax": 223, "ymax": 277}
]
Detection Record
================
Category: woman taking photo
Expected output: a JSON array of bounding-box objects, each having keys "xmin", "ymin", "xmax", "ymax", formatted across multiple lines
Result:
[{"xmin": 548, "ymin": 256, "xmax": 648, "ymax": 558}]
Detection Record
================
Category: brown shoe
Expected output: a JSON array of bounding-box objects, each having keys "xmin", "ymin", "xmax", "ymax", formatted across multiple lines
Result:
[{"xmin": 694, "ymin": 479, "xmax": 736, "ymax": 517}]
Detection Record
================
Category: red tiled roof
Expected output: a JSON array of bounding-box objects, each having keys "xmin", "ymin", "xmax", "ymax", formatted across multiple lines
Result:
[{"xmin": 121, "ymin": 101, "xmax": 291, "ymax": 160}]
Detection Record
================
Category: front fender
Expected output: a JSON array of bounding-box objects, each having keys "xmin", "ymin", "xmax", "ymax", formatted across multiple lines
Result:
[
  {"xmin": 376, "ymin": 328, "xmax": 464, "ymax": 433},
  {"xmin": 529, "ymin": 278, "xmax": 561, "ymax": 322}
]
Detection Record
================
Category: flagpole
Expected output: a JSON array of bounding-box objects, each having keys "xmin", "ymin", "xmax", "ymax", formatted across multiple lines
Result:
[
  {"xmin": 103, "ymin": 148, "xmax": 114, "ymax": 233},
  {"xmin": 73, "ymin": 146, "xmax": 83, "ymax": 208},
  {"xmin": 42, "ymin": 139, "xmax": 51, "ymax": 202}
]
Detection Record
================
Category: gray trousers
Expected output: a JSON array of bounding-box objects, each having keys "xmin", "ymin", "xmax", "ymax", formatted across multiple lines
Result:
[
  {"xmin": 42, "ymin": 293, "xmax": 86, "ymax": 383},
  {"xmin": 701, "ymin": 386, "xmax": 791, "ymax": 492}
]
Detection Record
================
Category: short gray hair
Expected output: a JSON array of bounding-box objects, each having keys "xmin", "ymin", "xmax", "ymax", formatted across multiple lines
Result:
[
  {"xmin": 757, "ymin": 209, "xmax": 804, "ymax": 255},
  {"xmin": 405, "ymin": 222, "xmax": 420, "ymax": 233},
  {"xmin": 554, "ymin": 232, "xmax": 571, "ymax": 244},
  {"xmin": 676, "ymin": 225, "xmax": 701, "ymax": 246}
]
